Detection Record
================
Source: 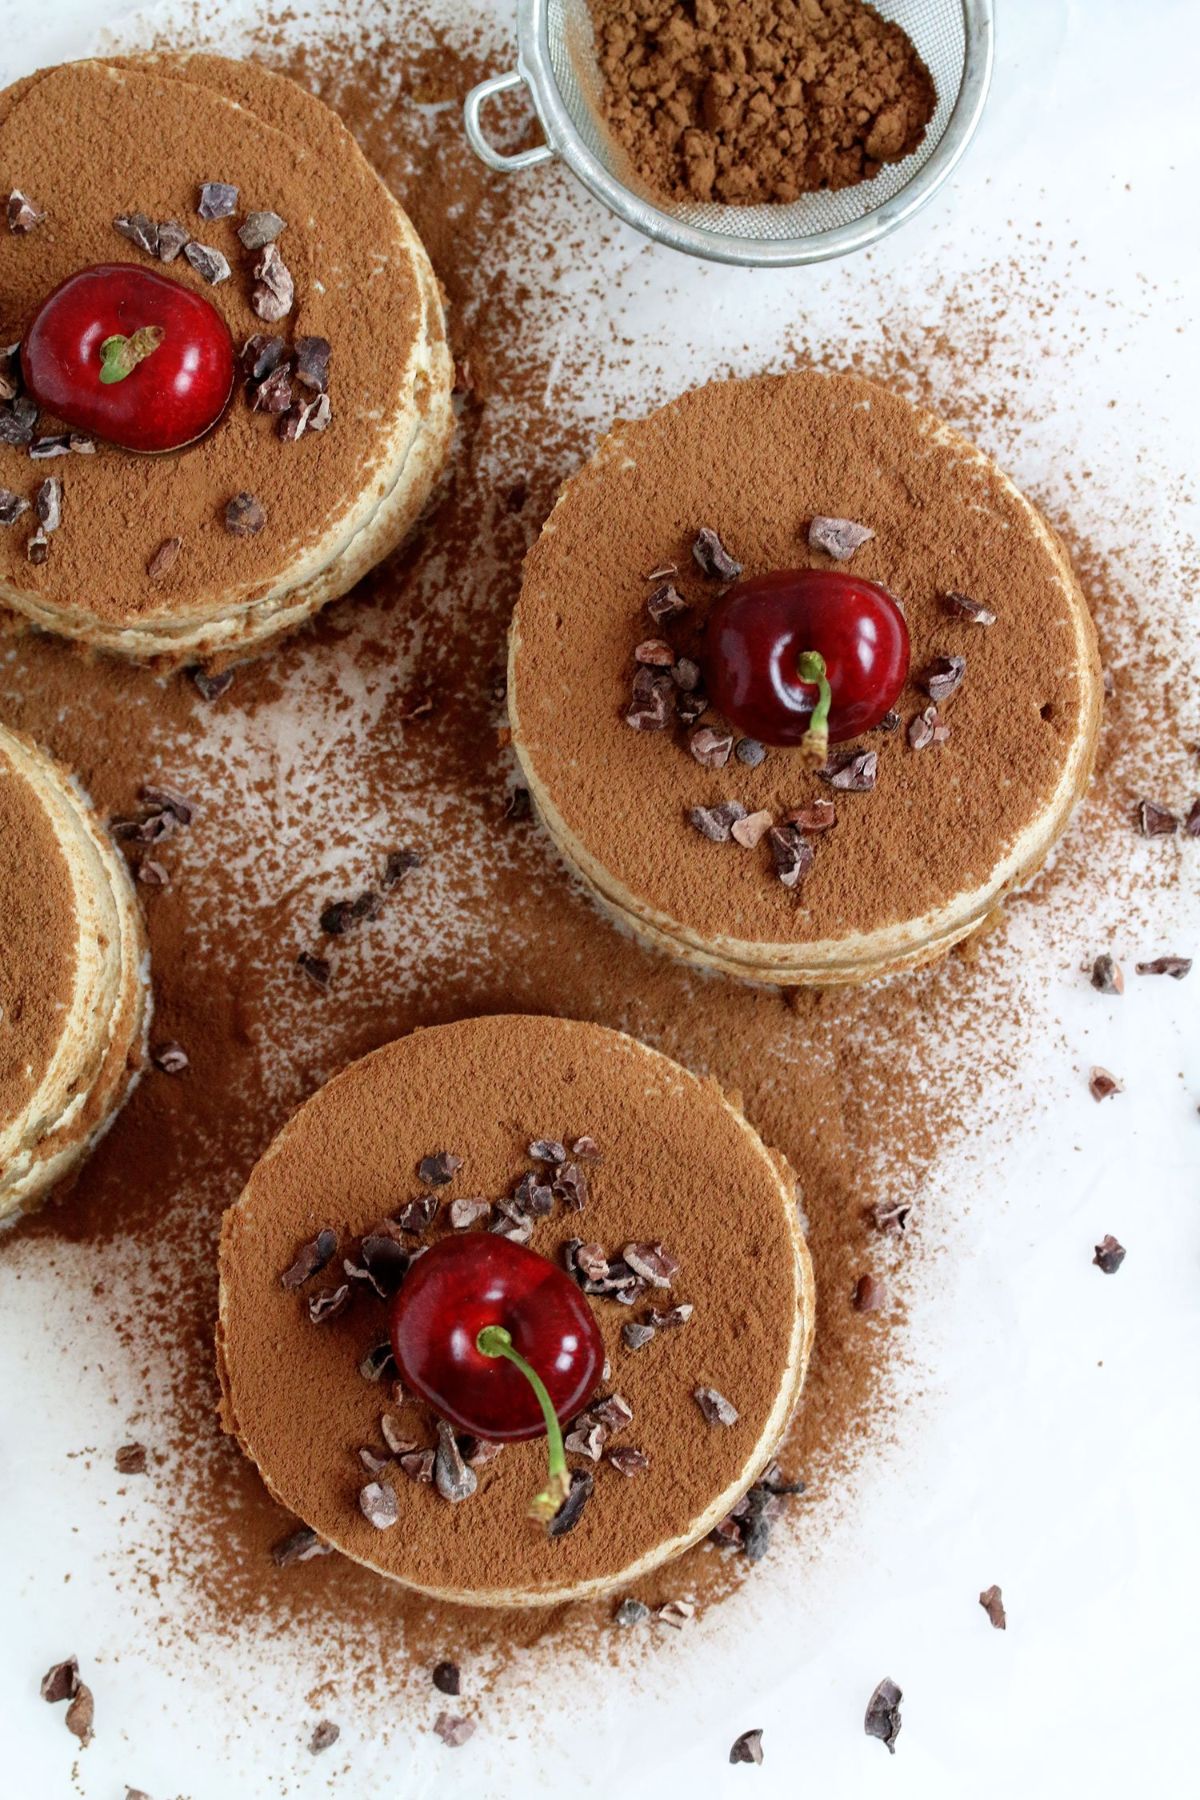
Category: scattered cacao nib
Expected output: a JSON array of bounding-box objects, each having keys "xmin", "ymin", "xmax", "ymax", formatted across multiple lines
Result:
[
  {"xmin": 192, "ymin": 667, "xmax": 235, "ymax": 701},
  {"xmin": 0, "ymin": 343, "xmax": 19, "ymax": 403},
  {"xmin": 692, "ymin": 526, "xmax": 742, "ymax": 579},
  {"xmin": 297, "ymin": 951, "xmax": 332, "ymax": 989},
  {"xmin": 400, "ymin": 1448, "xmax": 436, "ymax": 1483},
  {"xmin": 1090, "ymin": 953, "xmax": 1124, "ymax": 994},
  {"xmin": 571, "ymin": 1135, "xmax": 602, "ymax": 1163},
  {"xmin": 819, "ymin": 747, "xmax": 878, "ymax": 790},
  {"xmin": 788, "ymin": 799, "xmax": 836, "ymax": 834},
  {"xmin": 491, "ymin": 1212, "xmax": 533, "ymax": 1245},
  {"xmin": 155, "ymin": 220, "xmax": 189, "ymax": 263},
  {"xmin": 1136, "ymin": 955, "xmax": 1191, "ymax": 979},
  {"xmin": 647, "ymin": 1302, "xmax": 692, "ymax": 1329},
  {"xmin": 241, "ymin": 333, "xmax": 287, "ymax": 382},
  {"xmin": 147, "ymin": 537, "xmax": 183, "ymax": 582},
  {"xmin": 418, "ymin": 1150, "xmax": 462, "ymax": 1187},
  {"xmin": 1136, "ymin": 800, "xmax": 1178, "ymax": 837},
  {"xmin": 433, "ymin": 1660, "xmax": 461, "ymax": 1696},
  {"xmin": 249, "ymin": 361, "xmax": 294, "ymax": 414},
  {"xmin": 435, "ymin": 1421, "xmax": 479, "ymax": 1503},
  {"xmin": 65, "ymin": 1683, "xmax": 95, "ymax": 1746},
  {"xmin": 688, "ymin": 800, "xmax": 748, "ymax": 842},
  {"xmin": 0, "ymin": 395, "xmax": 37, "ymax": 446},
  {"xmin": 565, "ymin": 1415, "xmax": 608, "ymax": 1461},
  {"xmin": 689, "ymin": 724, "xmax": 734, "ymax": 769},
  {"xmin": 358, "ymin": 1231, "xmax": 411, "ymax": 1296},
  {"xmin": 979, "ymin": 1584, "xmax": 1007, "ymax": 1629},
  {"xmin": 865, "ymin": 1678, "xmax": 902, "ymax": 1754},
  {"xmin": 808, "ymin": 515, "xmax": 873, "ymax": 560},
  {"xmin": 548, "ymin": 1469, "xmax": 594, "ymax": 1537},
  {"xmin": 136, "ymin": 860, "xmax": 170, "ymax": 888},
  {"xmin": 614, "ymin": 1598, "xmax": 650, "ymax": 1627},
  {"xmin": 731, "ymin": 809, "xmax": 773, "ymax": 849},
  {"xmin": 397, "ymin": 1195, "xmax": 440, "ymax": 1234},
  {"xmin": 380, "ymin": 1415, "xmax": 417, "ymax": 1456},
  {"xmin": 238, "ymin": 209, "xmax": 287, "ymax": 250},
  {"xmin": 673, "ymin": 656, "xmax": 702, "ymax": 694},
  {"xmin": 140, "ymin": 784, "xmax": 195, "ymax": 826},
  {"xmin": 647, "ymin": 580, "xmax": 689, "ymax": 623},
  {"xmin": 634, "ymin": 637, "xmax": 674, "ymax": 667},
  {"xmin": 41, "ymin": 1657, "xmax": 81, "ymax": 1703},
  {"xmin": 593, "ymin": 1394, "xmax": 633, "ymax": 1431},
  {"xmin": 676, "ymin": 687, "xmax": 709, "ymax": 726},
  {"xmin": 319, "ymin": 898, "xmax": 357, "ymax": 936},
  {"xmin": 1185, "ymin": 799, "xmax": 1200, "ymax": 838},
  {"xmin": 306, "ymin": 392, "xmax": 333, "ymax": 432},
  {"xmin": 575, "ymin": 1243, "xmax": 610, "ymax": 1283},
  {"xmin": 623, "ymin": 1242, "xmax": 679, "ymax": 1288},
  {"xmin": 909, "ymin": 705, "xmax": 942, "ymax": 751},
  {"xmin": 359, "ymin": 1480, "xmax": 399, "ymax": 1529},
  {"xmin": 359, "ymin": 1342, "xmax": 396, "ymax": 1383},
  {"xmin": 183, "ymin": 240, "xmax": 231, "ymax": 285},
  {"xmin": 309, "ymin": 1720, "xmax": 340, "ymax": 1754},
  {"xmin": 625, "ymin": 667, "xmax": 674, "ymax": 731},
  {"xmin": 728, "ymin": 737, "xmax": 766, "ymax": 772},
  {"xmin": 509, "ymin": 1176, "xmax": 553, "ymax": 1218},
  {"xmin": 278, "ymin": 402, "xmax": 310, "ymax": 442},
  {"xmin": 27, "ymin": 528, "xmax": 50, "ymax": 564},
  {"xmin": 224, "ymin": 491, "xmax": 267, "ymax": 539},
  {"xmin": 449, "ymin": 1196, "xmax": 491, "ymax": 1229},
  {"xmin": 920, "ymin": 655, "xmax": 967, "ymax": 703},
  {"xmin": 272, "ymin": 1524, "xmax": 331, "ymax": 1566},
  {"xmin": 114, "ymin": 211, "xmax": 159, "ymax": 254},
  {"xmin": 287, "ymin": 336, "xmax": 331, "ymax": 397},
  {"xmin": 358, "ymin": 1445, "xmax": 391, "ymax": 1477},
  {"xmin": 1088, "ymin": 1067, "xmax": 1123, "ymax": 1102},
  {"xmin": 151, "ymin": 1040, "xmax": 189, "ymax": 1074},
  {"xmin": 434, "ymin": 1712, "xmax": 476, "ymax": 1747},
  {"xmin": 759, "ymin": 1461, "xmax": 805, "ymax": 1496},
  {"xmin": 730, "ymin": 1729, "xmax": 764, "ymax": 1765},
  {"xmin": 252, "ymin": 243, "xmax": 295, "ymax": 321},
  {"xmin": 553, "ymin": 1163, "xmax": 589, "ymax": 1210},
  {"xmin": 29, "ymin": 433, "xmax": 72, "ymax": 458},
  {"xmin": 945, "ymin": 589, "xmax": 996, "ymax": 625},
  {"xmin": 622, "ymin": 1320, "xmax": 656, "ymax": 1350},
  {"xmin": 655, "ymin": 1599, "xmax": 694, "ymax": 1628},
  {"xmin": 768, "ymin": 823, "xmax": 814, "ymax": 889},
  {"xmin": 607, "ymin": 1445, "xmax": 649, "ymax": 1477},
  {"xmin": 384, "ymin": 847, "xmax": 423, "ymax": 887},
  {"xmin": 0, "ymin": 488, "xmax": 29, "ymax": 526},
  {"xmin": 197, "ymin": 180, "xmax": 239, "ymax": 219},
  {"xmin": 694, "ymin": 1385, "xmax": 739, "ymax": 1427},
  {"xmin": 877, "ymin": 709, "xmax": 901, "ymax": 732},
  {"xmin": 503, "ymin": 784, "xmax": 532, "ymax": 822},
  {"xmin": 528, "ymin": 1137, "xmax": 567, "ymax": 1164},
  {"xmin": 7, "ymin": 189, "xmax": 44, "ymax": 233},
  {"xmin": 462, "ymin": 1436, "xmax": 504, "ymax": 1468},
  {"xmin": 1093, "ymin": 1234, "xmax": 1126, "ymax": 1274},
  {"xmin": 34, "ymin": 477, "xmax": 61, "ymax": 531},
  {"xmin": 853, "ymin": 1273, "xmax": 887, "ymax": 1312},
  {"xmin": 871, "ymin": 1200, "xmax": 910, "ymax": 1234},
  {"xmin": 307, "ymin": 1283, "xmax": 351, "ymax": 1325}
]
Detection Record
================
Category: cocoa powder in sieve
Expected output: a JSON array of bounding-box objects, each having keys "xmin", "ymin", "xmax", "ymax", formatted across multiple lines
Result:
[{"xmin": 587, "ymin": 0, "xmax": 937, "ymax": 206}]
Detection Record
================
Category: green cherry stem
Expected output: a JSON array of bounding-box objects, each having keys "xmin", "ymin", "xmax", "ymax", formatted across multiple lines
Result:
[
  {"xmin": 98, "ymin": 325, "xmax": 165, "ymax": 385},
  {"xmin": 796, "ymin": 649, "xmax": 832, "ymax": 769},
  {"xmin": 476, "ymin": 1324, "xmax": 571, "ymax": 1523}
]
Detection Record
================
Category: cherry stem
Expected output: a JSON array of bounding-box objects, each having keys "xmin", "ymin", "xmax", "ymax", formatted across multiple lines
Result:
[
  {"xmin": 796, "ymin": 649, "xmax": 832, "ymax": 769},
  {"xmin": 476, "ymin": 1324, "xmax": 570, "ymax": 1524},
  {"xmin": 98, "ymin": 325, "xmax": 165, "ymax": 385}
]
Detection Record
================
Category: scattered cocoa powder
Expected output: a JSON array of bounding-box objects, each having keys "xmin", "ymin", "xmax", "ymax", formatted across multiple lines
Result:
[{"xmin": 587, "ymin": 0, "xmax": 936, "ymax": 206}]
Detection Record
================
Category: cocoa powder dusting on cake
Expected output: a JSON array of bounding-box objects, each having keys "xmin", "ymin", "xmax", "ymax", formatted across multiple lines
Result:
[
  {"xmin": 587, "ymin": 0, "xmax": 936, "ymax": 206},
  {"xmin": 0, "ymin": 0, "xmax": 1192, "ymax": 1750}
]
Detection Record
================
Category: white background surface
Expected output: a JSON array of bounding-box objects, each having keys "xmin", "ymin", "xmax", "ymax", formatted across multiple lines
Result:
[{"xmin": 1, "ymin": 2, "xmax": 1198, "ymax": 1797}]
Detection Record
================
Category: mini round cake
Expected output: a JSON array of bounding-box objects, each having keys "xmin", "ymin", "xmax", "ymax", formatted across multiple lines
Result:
[
  {"xmin": 509, "ymin": 371, "xmax": 1103, "ymax": 986},
  {"xmin": 0, "ymin": 723, "xmax": 149, "ymax": 1221},
  {"xmin": 0, "ymin": 52, "xmax": 453, "ymax": 664},
  {"xmin": 217, "ymin": 1014, "xmax": 815, "ymax": 1607}
]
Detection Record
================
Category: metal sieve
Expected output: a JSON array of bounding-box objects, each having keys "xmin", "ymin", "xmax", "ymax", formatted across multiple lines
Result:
[{"xmin": 464, "ymin": 0, "xmax": 994, "ymax": 267}]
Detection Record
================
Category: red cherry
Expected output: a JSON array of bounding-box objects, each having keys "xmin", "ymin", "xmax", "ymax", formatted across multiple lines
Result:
[
  {"xmin": 389, "ymin": 1234, "xmax": 603, "ymax": 1443},
  {"xmin": 705, "ymin": 568, "xmax": 910, "ymax": 753},
  {"xmin": 21, "ymin": 263, "xmax": 235, "ymax": 453}
]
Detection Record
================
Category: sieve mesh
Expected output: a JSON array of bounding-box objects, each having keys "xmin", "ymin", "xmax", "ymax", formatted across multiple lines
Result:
[{"xmin": 545, "ymin": 0, "xmax": 968, "ymax": 244}]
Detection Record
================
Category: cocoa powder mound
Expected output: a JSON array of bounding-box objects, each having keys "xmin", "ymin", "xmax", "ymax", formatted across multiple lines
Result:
[{"xmin": 587, "ymin": 0, "xmax": 936, "ymax": 206}]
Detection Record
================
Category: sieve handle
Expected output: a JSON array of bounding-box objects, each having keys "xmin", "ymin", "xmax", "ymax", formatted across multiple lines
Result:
[{"xmin": 463, "ymin": 69, "xmax": 555, "ymax": 173}]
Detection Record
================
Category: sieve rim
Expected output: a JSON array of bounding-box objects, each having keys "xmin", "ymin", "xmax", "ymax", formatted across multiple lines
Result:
[{"xmin": 466, "ymin": 0, "xmax": 995, "ymax": 268}]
